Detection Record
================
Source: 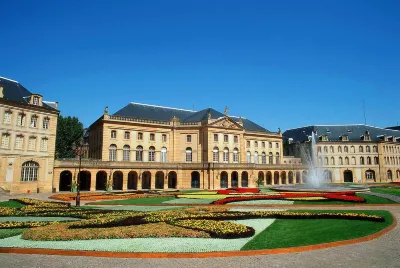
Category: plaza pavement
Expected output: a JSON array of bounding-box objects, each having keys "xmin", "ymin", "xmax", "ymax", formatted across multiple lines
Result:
[{"xmin": 0, "ymin": 194, "xmax": 399, "ymax": 268}]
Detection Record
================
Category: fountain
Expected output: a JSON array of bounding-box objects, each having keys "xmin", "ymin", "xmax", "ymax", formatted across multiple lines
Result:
[{"xmin": 272, "ymin": 132, "xmax": 369, "ymax": 193}]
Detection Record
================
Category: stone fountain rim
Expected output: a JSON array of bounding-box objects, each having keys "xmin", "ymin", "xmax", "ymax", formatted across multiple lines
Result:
[{"xmin": 270, "ymin": 185, "xmax": 370, "ymax": 193}]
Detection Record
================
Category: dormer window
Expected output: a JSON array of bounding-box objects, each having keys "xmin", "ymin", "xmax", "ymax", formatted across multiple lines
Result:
[
  {"xmin": 30, "ymin": 94, "xmax": 42, "ymax": 106},
  {"xmin": 320, "ymin": 135, "xmax": 329, "ymax": 141},
  {"xmin": 363, "ymin": 131, "xmax": 371, "ymax": 141},
  {"xmin": 341, "ymin": 135, "xmax": 349, "ymax": 141}
]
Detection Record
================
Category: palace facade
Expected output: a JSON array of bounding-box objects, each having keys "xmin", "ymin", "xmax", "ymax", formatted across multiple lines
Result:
[
  {"xmin": 283, "ymin": 125, "xmax": 400, "ymax": 183},
  {"xmin": 0, "ymin": 77, "xmax": 59, "ymax": 194},
  {"xmin": 54, "ymin": 103, "xmax": 303, "ymax": 192}
]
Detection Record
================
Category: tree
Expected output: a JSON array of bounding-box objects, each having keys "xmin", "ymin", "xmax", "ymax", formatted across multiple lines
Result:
[{"xmin": 55, "ymin": 115, "xmax": 84, "ymax": 159}]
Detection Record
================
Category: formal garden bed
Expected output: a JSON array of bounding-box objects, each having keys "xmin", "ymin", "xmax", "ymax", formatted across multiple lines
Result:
[{"xmin": 0, "ymin": 198, "xmax": 394, "ymax": 253}]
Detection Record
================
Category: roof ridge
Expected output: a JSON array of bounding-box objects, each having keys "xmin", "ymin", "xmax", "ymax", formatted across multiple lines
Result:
[
  {"xmin": 0, "ymin": 76, "xmax": 19, "ymax": 83},
  {"xmin": 130, "ymin": 102, "xmax": 196, "ymax": 112}
]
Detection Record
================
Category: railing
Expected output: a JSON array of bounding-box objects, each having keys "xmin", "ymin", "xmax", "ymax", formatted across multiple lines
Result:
[{"xmin": 108, "ymin": 115, "xmax": 171, "ymax": 125}]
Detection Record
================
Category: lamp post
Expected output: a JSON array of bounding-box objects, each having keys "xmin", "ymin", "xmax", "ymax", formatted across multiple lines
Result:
[{"xmin": 72, "ymin": 142, "xmax": 88, "ymax": 207}]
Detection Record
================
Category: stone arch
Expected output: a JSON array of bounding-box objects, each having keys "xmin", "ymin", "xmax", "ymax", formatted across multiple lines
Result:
[
  {"xmin": 220, "ymin": 171, "xmax": 228, "ymax": 188},
  {"xmin": 257, "ymin": 171, "xmax": 264, "ymax": 187},
  {"xmin": 281, "ymin": 171, "xmax": 287, "ymax": 184},
  {"xmin": 241, "ymin": 171, "xmax": 248, "ymax": 187},
  {"xmin": 344, "ymin": 170, "xmax": 353, "ymax": 183},
  {"xmin": 387, "ymin": 170, "xmax": 393, "ymax": 181},
  {"xmin": 397, "ymin": 169, "xmax": 400, "ymax": 179},
  {"xmin": 274, "ymin": 171, "xmax": 279, "ymax": 185},
  {"xmin": 127, "ymin": 171, "xmax": 138, "ymax": 190},
  {"xmin": 112, "ymin": 171, "xmax": 123, "ymax": 190},
  {"xmin": 59, "ymin": 170, "xmax": 72, "ymax": 191},
  {"xmin": 155, "ymin": 171, "xmax": 165, "ymax": 189},
  {"xmin": 231, "ymin": 171, "xmax": 238, "ymax": 187},
  {"xmin": 96, "ymin": 170, "xmax": 107, "ymax": 190},
  {"xmin": 78, "ymin": 170, "xmax": 91, "ymax": 191},
  {"xmin": 168, "ymin": 171, "xmax": 177, "ymax": 189},
  {"xmin": 142, "ymin": 171, "xmax": 151, "ymax": 189},
  {"xmin": 288, "ymin": 171, "xmax": 294, "ymax": 184},
  {"xmin": 266, "ymin": 171, "xmax": 272, "ymax": 185},
  {"xmin": 191, "ymin": 171, "xmax": 200, "ymax": 188}
]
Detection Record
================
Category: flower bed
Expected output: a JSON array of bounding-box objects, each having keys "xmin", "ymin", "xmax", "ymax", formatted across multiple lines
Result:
[
  {"xmin": 217, "ymin": 188, "xmax": 260, "ymax": 194},
  {"xmin": 213, "ymin": 192, "xmax": 365, "ymax": 204},
  {"xmin": 50, "ymin": 193, "xmax": 175, "ymax": 202},
  {"xmin": 11, "ymin": 198, "xmax": 70, "ymax": 208}
]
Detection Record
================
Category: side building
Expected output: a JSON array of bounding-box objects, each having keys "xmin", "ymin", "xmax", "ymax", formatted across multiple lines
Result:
[
  {"xmin": 0, "ymin": 76, "xmax": 59, "ymax": 194},
  {"xmin": 54, "ymin": 102, "xmax": 303, "ymax": 191},
  {"xmin": 283, "ymin": 125, "xmax": 400, "ymax": 183}
]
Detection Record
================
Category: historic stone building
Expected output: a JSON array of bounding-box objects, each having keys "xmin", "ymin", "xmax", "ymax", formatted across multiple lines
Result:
[
  {"xmin": 54, "ymin": 102, "xmax": 303, "ymax": 192},
  {"xmin": 283, "ymin": 125, "xmax": 400, "ymax": 183},
  {"xmin": 0, "ymin": 76, "xmax": 59, "ymax": 194}
]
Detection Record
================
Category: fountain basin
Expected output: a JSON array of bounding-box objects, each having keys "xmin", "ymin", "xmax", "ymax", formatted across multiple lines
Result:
[{"xmin": 271, "ymin": 184, "xmax": 370, "ymax": 193}]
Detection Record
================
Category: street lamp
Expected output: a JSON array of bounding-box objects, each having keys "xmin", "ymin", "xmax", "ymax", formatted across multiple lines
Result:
[{"xmin": 72, "ymin": 141, "xmax": 88, "ymax": 207}]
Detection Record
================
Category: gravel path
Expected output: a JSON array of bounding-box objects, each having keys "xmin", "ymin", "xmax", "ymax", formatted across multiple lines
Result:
[
  {"xmin": 0, "ymin": 205, "xmax": 399, "ymax": 268},
  {"xmin": 363, "ymin": 191, "xmax": 400, "ymax": 203}
]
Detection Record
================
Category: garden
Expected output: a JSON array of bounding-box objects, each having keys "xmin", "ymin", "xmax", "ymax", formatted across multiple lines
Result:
[{"xmin": 0, "ymin": 198, "xmax": 394, "ymax": 253}]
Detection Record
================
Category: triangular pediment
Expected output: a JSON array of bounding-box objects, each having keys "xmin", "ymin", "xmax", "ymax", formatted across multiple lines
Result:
[{"xmin": 208, "ymin": 116, "xmax": 243, "ymax": 130}]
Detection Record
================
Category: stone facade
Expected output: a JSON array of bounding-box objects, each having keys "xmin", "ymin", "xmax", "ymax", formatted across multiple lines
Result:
[{"xmin": 0, "ymin": 77, "xmax": 59, "ymax": 194}]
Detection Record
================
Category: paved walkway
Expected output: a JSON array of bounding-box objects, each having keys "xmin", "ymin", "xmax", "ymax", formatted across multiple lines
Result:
[
  {"xmin": 363, "ymin": 191, "xmax": 400, "ymax": 203},
  {"xmin": 0, "ymin": 205, "xmax": 399, "ymax": 268}
]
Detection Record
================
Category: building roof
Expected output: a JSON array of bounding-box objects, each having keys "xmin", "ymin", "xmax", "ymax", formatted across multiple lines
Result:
[
  {"xmin": 112, "ymin": 102, "xmax": 270, "ymax": 132},
  {"xmin": 0, "ymin": 76, "xmax": 57, "ymax": 111},
  {"xmin": 283, "ymin": 124, "xmax": 400, "ymax": 143},
  {"xmin": 386, "ymin": 126, "xmax": 400, "ymax": 131}
]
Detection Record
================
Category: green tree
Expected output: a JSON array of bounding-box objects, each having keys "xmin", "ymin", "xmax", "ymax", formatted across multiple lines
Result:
[{"xmin": 55, "ymin": 115, "xmax": 84, "ymax": 158}]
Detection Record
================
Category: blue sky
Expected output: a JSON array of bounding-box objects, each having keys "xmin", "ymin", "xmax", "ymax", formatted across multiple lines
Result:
[{"xmin": 1, "ymin": 0, "xmax": 399, "ymax": 130}]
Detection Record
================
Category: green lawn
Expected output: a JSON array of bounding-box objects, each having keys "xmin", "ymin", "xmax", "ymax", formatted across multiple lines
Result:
[
  {"xmin": 0, "ymin": 200, "xmax": 25, "ymax": 208},
  {"xmin": 242, "ymin": 210, "xmax": 393, "ymax": 250},
  {"xmin": 90, "ymin": 197, "xmax": 176, "ymax": 205},
  {"xmin": 293, "ymin": 193, "xmax": 395, "ymax": 205},
  {"xmin": 0, "ymin": 228, "xmax": 26, "ymax": 239},
  {"xmin": 371, "ymin": 187, "xmax": 400, "ymax": 196}
]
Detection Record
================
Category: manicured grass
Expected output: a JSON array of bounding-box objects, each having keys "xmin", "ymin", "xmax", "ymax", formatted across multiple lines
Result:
[
  {"xmin": 294, "ymin": 193, "xmax": 395, "ymax": 204},
  {"xmin": 0, "ymin": 200, "xmax": 25, "ymax": 208},
  {"xmin": 90, "ymin": 197, "xmax": 176, "ymax": 205},
  {"xmin": 371, "ymin": 187, "xmax": 400, "ymax": 196},
  {"xmin": 242, "ymin": 210, "xmax": 393, "ymax": 250},
  {"xmin": 0, "ymin": 228, "xmax": 26, "ymax": 239}
]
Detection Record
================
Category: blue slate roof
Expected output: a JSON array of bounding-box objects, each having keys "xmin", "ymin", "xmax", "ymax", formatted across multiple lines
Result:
[
  {"xmin": 113, "ymin": 102, "xmax": 270, "ymax": 132},
  {"xmin": 387, "ymin": 126, "xmax": 400, "ymax": 131},
  {"xmin": 283, "ymin": 125, "xmax": 400, "ymax": 143},
  {"xmin": 0, "ymin": 76, "xmax": 57, "ymax": 111}
]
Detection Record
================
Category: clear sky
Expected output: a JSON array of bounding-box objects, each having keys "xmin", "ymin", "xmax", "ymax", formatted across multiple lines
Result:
[{"xmin": 1, "ymin": 0, "xmax": 399, "ymax": 130}]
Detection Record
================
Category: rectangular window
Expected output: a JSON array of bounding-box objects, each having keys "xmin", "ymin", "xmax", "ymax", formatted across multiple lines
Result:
[
  {"xmin": 186, "ymin": 150, "xmax": 192, "ymax": 162},
  {"xmin": 255, "ymin": 141, "xmax": 258, "ymax": 147},
  {"xmin": 124, "ymin": 131, "xmax": 130, "ymax": 139},
  {"xmin": 43, "ymin": 118, "xmax": 49, "ymax": 129},
  {"xmin": 17, "ymin": 113, "xmax": 25, "ymax": 126},
  {"xmin": 15, "ymin": 136, "xmax": 23, "ymax": 150},
  {"xmin": 269, "ymin": 142, "xmax": 272, "ymax": 148},
  {"xmin": 162, "ymin": 134, "xmax": 167, "ymax": 142},
  {"xmin": 213, "ymin": 150, "xmax": 219, "ymax": 163},
  {"xmin": 276, "ymin": 142, "xmax": 279, "ymax": 148},
  {"xmin": 247, "ymin": 141, "xmax": 250, "ymax": 147},
  {"xmin": 111, "ymin": 130, "xmax": 116, "ymax": 139},
  {"xmin": 223, "ymin": 151, "xmax": 229, "ymax": 162},
  {"xmin": 28, "ymin": 137, "xmax": 36, "ymax": 151},
  {"xmin": 33, "ymin": 96, "xmax": 39, "ymax": 105},
  {"xmin": 3, "ymin": 111, "xmax": 12, "ymax": 124},
  {"xmin": 224, "ymin": 135, "xmax": 228, "ymax": 143},
  {"xmin": 40, "ymin": 138, "xmax": 48, "ymax": 152},
  {"xmin": 150, "ymin": 133, "xmax": 155, "ymax": 141},
  {"xmin": 233, "ymin": 152, "xmax": 238, "ymax": 163},
  {"xmin": 262, "ymin": 142, "xmax": 265, "ymax": 148},
  {"xmin": 138, "ymin": 132, "xmax": 143, "ymax": 140},
  {"xmin": 1, "ymin": 134, "xmax": 10, "ymax": 149},
  {"xmin": 30, "ymin": 116, "xmax": 38, "ymax": 128},
  {"xmin": 187, "ymin": 135, "xmax": 192, "ymax": 142},
  {"xmin": 214, "ymin": 134, "xmax": 218, "ymax": 142},
  {"xmin": 234, "ymin": 136, "xmax": 238, "ymax": 143}
]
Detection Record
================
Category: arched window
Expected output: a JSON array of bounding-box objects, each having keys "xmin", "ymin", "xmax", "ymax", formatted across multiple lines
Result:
[
  {"xmin": 276, "ymin": 152, "xmax": 280, "ymax": 164},
  {"xmin": 331, "ymin": 157, "xmax": 335, "ymax": 165},
  {"xmin": 350, "ymin": 146, "xmax": 355, "ymax": 153},
  {"xmin": 339, "ymin": 157, "xmax": 343, "ymax": 165},
  {"xmin": 360, "ymin": 156, "xmax": 365, "ymax": 165},
  {"xmin": 324, "ymin": 157, "xmax": 329, "ymax": 165},
  {"xmin": 213, "ymin": 147, "xmax": 219, "ymax": 163},
  {"xmin": 345, "ymin": 157, "xmax": 349, "ymax": 165},
  {"xmin": 269, "ymin": 152, "xmax": 273, "ymax": 164},
  {"xmin": 359, "ymin": 146, "xmax": 363, "ymax": 153},
  {"xmin": 397, "ymin": 170, "xmax": 400, "ymax": 179},
  {"xmin": 233, "ymin": 148, "xmax": 239, "ymax": 163},
  {"xmin": 351, "ymin": 157, "xmax": 356, "ymax": 165},
  {"xmin": 373, "ymin": 146, "xmax": 377, "ymax": 152},
  {"xmin": 318, "ymin": 146, "xmax": 322, "ymax": 153},
  {"xmin": 365, "ymin": 170, "xmax": 375, "ymax": 180},
  {"xmin": 246, "ymin": 151, "xmax": 251, "ymax": 163},
  {"xmin": 186, "ymin": 147, "xmax": 192, "ymax": 162},
  {"xmin": 148, "ymin": 146, "xmax": 155, "ymax": 162},
  {"xmin": 223, "ymin": 148, "xmax": 229, "ymax": 163},
  {"xmin": 136, "ymin": 146, "xmax": 143, "ymax": 161},
  {"xmin": 318, "ymin": 157, "xmax": 323, "ymax": 166},
  {"xmin": 367, "ymin": 156, "xmax": 371, "ymax": 165},
  {"xmin": 21, "ymin": 161, "xmax": 39, "ymax": 181},
  {"xmin": 366, "ymin": 146, "xmax": 370, "ymax": 153},
  {"xmin": 161, "ymin": 147, "xmax": 167, "ymax": 162},
  {"xmin": 330, "ymin": 146, "xmax": 334, "ymax": 153},
  {"xmin": 123, "ymin": 145, "xmax": 130, "ymax": 161},
  {"xmin": 338, "ymin": 146, "xmax": 342, "ymax": 153},
  {"xmin": 109, "ymin": 144, "xmax": 117, "ymax": 161},
  {"xmin": 254, "ymin": 151, "xmax": 258, "ymax": 164},
  {"xmin": 261, "ymin": 152, "xmax": 266, "ymax": 164},
  {"xmin": 387, "ymin": 170, "xmax": 393, "ymax": 180},
  {"xmin": 374, "ymin": 157, "xmax": 379, "ymax": 165},
  {"xmin": 324, "ymin": 146, "xmax": 328, "ymax": 153},
  {"xmin": 344, "ymin": 146, "xmax": 348, "ymax": 153}
]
